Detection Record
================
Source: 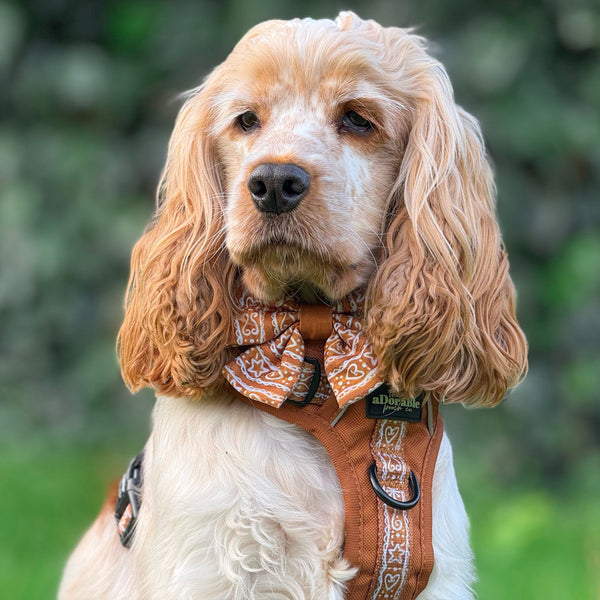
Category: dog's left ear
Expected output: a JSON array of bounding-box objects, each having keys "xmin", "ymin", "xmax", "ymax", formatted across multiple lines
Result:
[{"xmin": 366, "ymin": 33, "xmax": 528, "ymax": 406}]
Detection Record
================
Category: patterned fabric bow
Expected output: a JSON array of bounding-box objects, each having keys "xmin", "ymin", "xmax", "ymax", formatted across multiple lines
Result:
[{"xmin": 222, "ymin": 289, "xmax": 383, "ymax": 408}]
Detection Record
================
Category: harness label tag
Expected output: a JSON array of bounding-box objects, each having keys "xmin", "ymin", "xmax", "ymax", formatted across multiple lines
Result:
[{"xmin": 365, "ymin": 384, "xmax": 423, "ymax": 422}]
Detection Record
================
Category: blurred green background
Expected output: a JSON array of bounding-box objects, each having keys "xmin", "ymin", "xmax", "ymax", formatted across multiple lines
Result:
[{"xmin": 1, "ymin": 0, "xmax": 599, "ymax": 598}]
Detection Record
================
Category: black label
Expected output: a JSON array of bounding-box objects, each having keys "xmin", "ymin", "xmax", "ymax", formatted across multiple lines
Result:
[{"xmin": 365, "ymin": 384, "xmax": 423, "ymax": 422}]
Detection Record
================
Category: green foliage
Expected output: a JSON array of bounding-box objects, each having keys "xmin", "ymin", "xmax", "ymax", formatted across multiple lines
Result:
[{"xmin": 541, "ymin": 234, "xmax": 600, "ymax": 310}]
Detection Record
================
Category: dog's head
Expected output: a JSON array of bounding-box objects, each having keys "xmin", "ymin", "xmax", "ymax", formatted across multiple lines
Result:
[{"xmin": 118, "ymin": 12, "xmax": 527, "ymax": 406}]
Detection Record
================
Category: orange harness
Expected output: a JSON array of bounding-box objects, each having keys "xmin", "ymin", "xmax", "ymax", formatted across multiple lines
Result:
[{"xmin": 227, "ymin": 300, "xmax": 444, "ymax": 600}]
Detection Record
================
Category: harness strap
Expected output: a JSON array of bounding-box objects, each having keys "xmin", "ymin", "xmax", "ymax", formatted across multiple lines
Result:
[
  {"xmin": 114, "ymin": 452, "xmax": 144, "ymax": 548},
  {"xmin": 299, "ymin": 304, "xmax": 333, "ymax": 340},
  {"xmin": 235, "ymin": 341, "xmax": 443, "ymax": 600}
]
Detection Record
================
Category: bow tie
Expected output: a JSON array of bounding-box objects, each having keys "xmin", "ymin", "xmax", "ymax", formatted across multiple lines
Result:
[{"xmin": 222, "ymin": 289, "xmax": 383, "ymax": 408}]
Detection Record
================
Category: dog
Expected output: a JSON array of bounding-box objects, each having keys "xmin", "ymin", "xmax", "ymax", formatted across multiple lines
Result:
[{"xmin": 59, "ymin": 12, "xmax": 527, "ymax": 600}]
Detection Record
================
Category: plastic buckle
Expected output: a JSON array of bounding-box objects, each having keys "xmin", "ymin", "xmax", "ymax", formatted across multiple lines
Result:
[{"xmin": 115, "ymin": 451, "xmax": 144, "ymax": 548}]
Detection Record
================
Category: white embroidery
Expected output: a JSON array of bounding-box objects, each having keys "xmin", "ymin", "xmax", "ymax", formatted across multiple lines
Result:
[{"xmin": 372, "ymin": 420, "xmax": 411, "ymax": 599}]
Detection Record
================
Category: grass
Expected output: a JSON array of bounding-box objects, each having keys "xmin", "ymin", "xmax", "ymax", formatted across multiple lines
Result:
[
  {"xmin": 0, "ymin": 446, "xmax": 130, "ymax": 599},
  {"xmin": 0, "ymin": 444, "xmax": 598, "ymax": 599},
  {"xmin": 468, "ymin": 486, "xmax": 600, "ymax": 599}
]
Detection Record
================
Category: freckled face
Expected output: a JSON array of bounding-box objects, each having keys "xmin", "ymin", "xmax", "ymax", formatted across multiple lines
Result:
[{"xmin": 212, "ymin": 35, "xmax": 405, "ymax": 301}]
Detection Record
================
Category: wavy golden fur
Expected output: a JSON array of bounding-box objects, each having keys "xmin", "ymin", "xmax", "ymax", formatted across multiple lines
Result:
[{"xmin": 118, "ymin": 13, "xmax": 527, "ymax": 407}]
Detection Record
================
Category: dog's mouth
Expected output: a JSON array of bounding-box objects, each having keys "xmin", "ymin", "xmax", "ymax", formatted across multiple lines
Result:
[
  {"xmin": 232, "ymin": 240, "xmax": 374, "ymax": 303},
  {"xmin": 226, "ymin": 204, "xmax": 380, "ymax": 302},
  {"xmin": 228, "ymin": 212, "xmax": 326, "ymax": 271},
  {"xmin": 233, "ymin": 239, "xmax": 331, "ymax": 281}
]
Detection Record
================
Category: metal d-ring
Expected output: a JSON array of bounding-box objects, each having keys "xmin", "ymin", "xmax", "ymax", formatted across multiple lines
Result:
[
  {"xmin": 285, "ymin": 357, "xmax": 321, "ymax": 407},
  {"xmin": 368, "ymin": 463, "xmax": 421, "ymax": 510}
]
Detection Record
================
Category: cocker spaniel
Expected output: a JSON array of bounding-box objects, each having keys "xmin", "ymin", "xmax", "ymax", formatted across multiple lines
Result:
[{"xmin": 59, "ymin": 12, "xmax": 527, "ymax": 600}]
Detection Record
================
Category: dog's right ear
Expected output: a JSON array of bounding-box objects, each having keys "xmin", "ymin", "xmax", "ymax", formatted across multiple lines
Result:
[
  {"xmin": 118, "ymin": 78, "xmax": 237, "ymax": 398},
  {"xmin": 365, "ymin": 28, "xmax": 527, "ymax": 407}
]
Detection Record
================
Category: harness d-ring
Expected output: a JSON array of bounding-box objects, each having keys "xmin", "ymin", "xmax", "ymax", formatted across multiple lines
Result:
[
  {"xmin": 368, "ymin": 463, "xmax": 420, "ymax": 510},
  {"xmin": 286, "ymin": 357, "xmax": 321, "ymax": 407}
]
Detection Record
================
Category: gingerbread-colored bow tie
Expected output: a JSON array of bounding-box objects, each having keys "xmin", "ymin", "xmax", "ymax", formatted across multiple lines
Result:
[{"xmin": 222, "ymin": 289, "xmax": 383, "ymax": 408}]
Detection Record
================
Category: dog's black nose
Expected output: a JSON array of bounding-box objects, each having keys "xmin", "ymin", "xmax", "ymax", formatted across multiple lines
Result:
[{"xmin": 247, "ymin": 163, "xmax": 310, "ymax": 215}]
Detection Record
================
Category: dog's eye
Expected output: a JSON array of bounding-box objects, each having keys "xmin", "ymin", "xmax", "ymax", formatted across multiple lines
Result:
[
  {"xmin": 341, "ymin": 110, "xmax": 373, "ymax": 134},
  {"xmin": 237, "ymin": 111, "xmax": 260, "ymax": 132}
]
